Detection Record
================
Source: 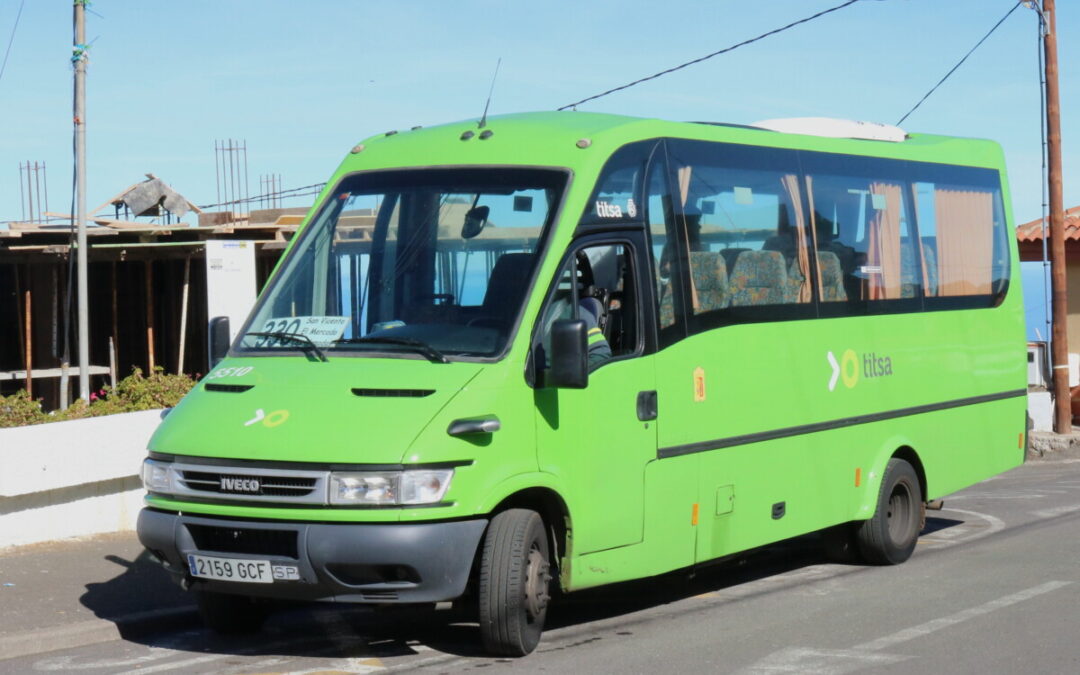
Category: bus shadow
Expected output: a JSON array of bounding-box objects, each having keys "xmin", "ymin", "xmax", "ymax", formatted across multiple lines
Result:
[
  {"xmin": 103, "ymin": 520, "xmax": 970, "ymax": 661},
  {"xmin": 543, "ymin": 533, "xmax": 827, "ymax": 632},
  {"xmin": 922, "ymin": 516, "xmax": 965, "ymax": 535},
  {"xmin": 79, "ymin": 548, "xmax": 195, "ymax": 633}
]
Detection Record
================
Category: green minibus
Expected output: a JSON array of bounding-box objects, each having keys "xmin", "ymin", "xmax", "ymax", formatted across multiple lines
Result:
[{"xmin": 138, "ymin": 111, "xmax": 1026, "ymax": 656}]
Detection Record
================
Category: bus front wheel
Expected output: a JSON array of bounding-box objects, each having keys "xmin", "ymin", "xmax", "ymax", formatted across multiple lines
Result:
[
  {"xmin": 857, "ymin": 458, "xmax": 922, "ymax": 565},
  {"xmin": 478, "ymin": 508, "xmax": 551, "ymax": 656}
]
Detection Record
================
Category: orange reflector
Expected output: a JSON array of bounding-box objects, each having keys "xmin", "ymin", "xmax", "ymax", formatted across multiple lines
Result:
[
  {"xmin": 855, "ymin": 467, "xmax": 862, "ymax": 487},
  {"xmin": 691, "ymin": 503, "xmax": 700, "ymax": 526},
  {"xmin": 1019, "ymin": 433, "xmax": 1024, "ymax": 449}
]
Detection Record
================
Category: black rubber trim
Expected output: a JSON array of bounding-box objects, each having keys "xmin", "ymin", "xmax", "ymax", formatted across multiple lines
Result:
[
  {"xmin": 657, "ymin": 389, "xmax": 1026, "ymax": 459},
  {"xmin": 204, "ymin": 383, "xmax": 254, "ymax": 393},
  {"xmin": 146, "ymin": 452, "xmax": 473, "ymax": 472},
  {"xmin": 351, "ymin": 388, "xmax": 434, "ymax": 398}
]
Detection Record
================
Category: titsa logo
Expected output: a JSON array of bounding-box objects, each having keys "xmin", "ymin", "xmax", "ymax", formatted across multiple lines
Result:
[{"xmin": 827, "ymin": 349, "xmax": 893, "ymax": 391}]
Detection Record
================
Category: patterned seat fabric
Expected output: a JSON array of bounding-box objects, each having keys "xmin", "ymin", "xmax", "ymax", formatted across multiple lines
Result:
[
  {"xmin": 729, "ymin": 250, "xmax": 788, "ymax": 307},
  {"xmin": 899, "ymin": 244, "xmax": 939, "ymax": 298},
  {"xmin": 900, "ymin": 244, "xmax": 919, "ymax": 298},
  {"xmin": 689, "ymin": 251, "xmax": 729, "ymax": 312},
  {"xmin": 657, "ymin": 276, "xmax": 675, "ymax": 328},
  {"xmin": 785, "ymin": 257, "xmax": 808, "ymax": 303},
  {"xmin": 817, "ymin": 251, "xmax": 847, "ymax": 302},
  {"xmin": 719, "ymin": 248, "xmax": 749, "ymax": 275},
  {"xmin": 922, "ymin": 244, "xmax": 939, "ymax": 296}
]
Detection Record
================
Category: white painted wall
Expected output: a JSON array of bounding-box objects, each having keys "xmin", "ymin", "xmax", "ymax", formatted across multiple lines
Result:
[
  {"xmin": 1028, "ymin": 390, "xmax": 1053, "ymax": 432},
  {"xmin": 0, "ymin": 410, "xmax": 165, "ymax": 549}
]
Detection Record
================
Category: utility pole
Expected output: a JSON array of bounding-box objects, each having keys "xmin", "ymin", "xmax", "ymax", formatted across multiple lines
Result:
[
  {"xmin": 74, "ymin": 1, "xmax": 90, "ymax": 402},
  {"xmin": 1042, "ymin": 0, "xmax": 1070, "ymax": 433}
]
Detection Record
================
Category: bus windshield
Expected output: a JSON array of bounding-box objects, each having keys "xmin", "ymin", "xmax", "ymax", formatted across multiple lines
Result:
[{"xmin": 240, "ymin": 167, "xmax": 566, "ymax": 360}]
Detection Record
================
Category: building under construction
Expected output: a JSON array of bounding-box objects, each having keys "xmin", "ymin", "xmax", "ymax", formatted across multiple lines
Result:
[{"xmin": 0, "ymin": 175, "xmax": 315, "ymax": 411}]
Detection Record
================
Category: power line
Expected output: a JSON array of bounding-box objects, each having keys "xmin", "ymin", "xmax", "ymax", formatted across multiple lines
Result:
[
  {"xmin": 896, "ymin": 1, "xmax": 1024, "ymax": 125},
  {"xmin": 198, "ymin": 182, "xmax": 326, "ymax": 210},
  {"xmin": 0, "ymin": 0, "xmax": 26, "ymax": 86},
  {"xmin": 557, "ymin": 0, "xmax": 867, "ymax": 111}
]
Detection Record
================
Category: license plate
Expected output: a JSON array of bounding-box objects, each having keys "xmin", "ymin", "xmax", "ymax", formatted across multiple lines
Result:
[{"xmin": 188, "ymin": 554, "xmax": 273, "ymax": 584}]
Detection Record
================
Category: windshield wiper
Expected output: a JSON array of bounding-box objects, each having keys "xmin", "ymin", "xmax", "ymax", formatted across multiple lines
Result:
[
  {"xmin": 245, "ymin": 332, "xmax": 328, "ymax": 362},
  {"xmin": 334, "ymin": 336, "xmax": 449, "ymax": 364}
]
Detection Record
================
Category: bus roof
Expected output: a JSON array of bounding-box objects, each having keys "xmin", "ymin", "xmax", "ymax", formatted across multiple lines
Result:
[{"xmin": 339, "ymin": 111, "xmax": 1006, "ymax": 175}]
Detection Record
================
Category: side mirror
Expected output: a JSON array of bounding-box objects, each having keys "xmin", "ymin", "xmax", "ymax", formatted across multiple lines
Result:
[
  {"xmin": 548, "ymin": 319, "xmax": 588, "ymax": 389},
  {"xmin": 208, "ymin": 316, "xmax": 231, "ymax": 370}
]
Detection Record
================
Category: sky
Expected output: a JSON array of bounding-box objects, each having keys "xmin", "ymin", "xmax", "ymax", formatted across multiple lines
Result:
[{"xmin": 0, "ymin": 0, "xmax": 1076, "ymax": 230}]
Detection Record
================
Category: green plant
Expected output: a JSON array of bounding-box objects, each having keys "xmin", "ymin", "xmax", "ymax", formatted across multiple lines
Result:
[
  {"xmin": 0, "ymin": 368, "xmax": 196, "ymax": 428},
  {"xmin": 89, "ymin": 367, "xmax": 196, "ymax": 415},
  {"xmin": 0, "ymin": 389, "xmax": 48, "ymax": 428}
]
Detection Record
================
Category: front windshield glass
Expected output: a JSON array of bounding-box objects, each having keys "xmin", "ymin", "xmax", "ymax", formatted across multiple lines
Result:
[{"xmin": 240, "ymin": 167, "xmax": 566, "ymax": 360}]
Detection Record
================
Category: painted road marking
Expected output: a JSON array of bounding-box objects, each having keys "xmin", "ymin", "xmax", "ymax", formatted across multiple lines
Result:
[
  {"xmin": 854, "ymin": 581, "xmax": 1070, "ymax": 652},
  {"xmin": 1032, "ymin": 504, "xmax": 1080, "ymax": 519},
  {"xmin": 920, "ymin": 508, "xmax": 1005, "ymax": 548},
  {"xmin": 735, "ymin": 646, "xmax": 909, "ymax": 673},
  {"xmin": 736, "ymin": 581, "xmax": 1071, "ymax": 675}
]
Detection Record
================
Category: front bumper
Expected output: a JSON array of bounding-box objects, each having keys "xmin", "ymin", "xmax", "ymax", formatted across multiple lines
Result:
[{"xmin": 137, "ymin": 508, "xmax": 488, "ymax": 603}]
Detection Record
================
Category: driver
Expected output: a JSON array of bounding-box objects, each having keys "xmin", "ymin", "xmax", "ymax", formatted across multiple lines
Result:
[{"xmin": 578, "ymin": 296, "xmax": 612, "ymax": 367}]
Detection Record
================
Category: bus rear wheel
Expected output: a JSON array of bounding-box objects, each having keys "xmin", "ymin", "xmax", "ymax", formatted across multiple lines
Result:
[
  {"xmin": 857, "ymin": 458, "xmax": 922, "ymax": 565},
  {"xmin": 478, "ymin": 509, "xmax": 551, "ymax": 656}
]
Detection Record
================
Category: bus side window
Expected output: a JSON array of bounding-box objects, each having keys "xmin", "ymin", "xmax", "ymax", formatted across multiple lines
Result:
[
  {"xmin": 647, "ymin": 165, "xmax": 680, "ymax": 335},
  {"xmin": 663, "ymin": 139, "xmax": 813, "ymax": 333},
  {"xmin": 804, "ymin": 167, "xmax": 918, "ymax": 309},
  {"xmin": 913, "ymin": 180, "xmax": 1007, "ymax": 300}
]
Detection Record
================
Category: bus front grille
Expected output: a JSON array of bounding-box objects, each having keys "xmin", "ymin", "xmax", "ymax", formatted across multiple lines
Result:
[
  {"xmin": 186, "ymin": 524, "xmax": 299, "ymax": 558},
  {"xmin": 180, "ymin": 470, "xmax": 318, "ymax": 498}
]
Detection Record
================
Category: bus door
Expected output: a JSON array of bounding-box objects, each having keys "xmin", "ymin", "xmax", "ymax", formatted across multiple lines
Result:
[{"xmin": 533, "ymin": 236, "xmax": 656, "ymax": 555}]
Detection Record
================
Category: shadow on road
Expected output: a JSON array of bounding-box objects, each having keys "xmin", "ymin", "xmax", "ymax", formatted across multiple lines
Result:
[
  {"xmin": 79, "ymin": 547, "xmax": 193, "ymax": 628},
  {"xmin": 922, "ymin": 516, "xmax": 965, "ymax": 535},
  {"xmin": 77, "ymin": 517, "xmax": 972, "ymax": 662}
]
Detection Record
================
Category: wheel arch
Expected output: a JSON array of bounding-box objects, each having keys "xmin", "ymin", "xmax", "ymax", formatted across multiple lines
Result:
[
  {"xmin": 859, "ymin": 441, "xmax": 927, "ymax": 519},
  {"xmin": 892, "ymin": 445, "xmax": 927, "ymax": 502},
  {"xmin": 472, "ymin": 475, "xmax": 573, "ymax": 591},
  {"xmin": 490, "ymin": 487, "xmax": 572, "ymax": 574}
]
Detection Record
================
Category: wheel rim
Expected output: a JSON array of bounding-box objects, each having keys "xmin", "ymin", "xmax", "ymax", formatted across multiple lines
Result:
[
  {"xmin": 886, "ymin": 480, "xmax": 914, "ymax": 544},
  {"xmin": 524, "ymin": 544, "xmax": 551, "ymax": 621}
]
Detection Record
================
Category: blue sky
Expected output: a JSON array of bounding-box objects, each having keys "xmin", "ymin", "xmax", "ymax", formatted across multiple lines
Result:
[{"xmin": 0, "ymin": 0, "xmax": 1075, "ymax": 228}]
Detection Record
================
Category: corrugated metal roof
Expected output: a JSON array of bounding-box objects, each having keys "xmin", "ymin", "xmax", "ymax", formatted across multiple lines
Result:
[{"xmin": 1017, "ymin": 206, "xmax": 1080, "ymax": 242}]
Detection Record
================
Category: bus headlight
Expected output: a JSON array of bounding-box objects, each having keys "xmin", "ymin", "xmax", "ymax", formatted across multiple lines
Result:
[
  {"xmin": 329, "ymin": 469, "xmax": 454, "ymax": 505},
  {"xmin": 141, "ymin": 459, "xmax": 172, "ymax": 492}
]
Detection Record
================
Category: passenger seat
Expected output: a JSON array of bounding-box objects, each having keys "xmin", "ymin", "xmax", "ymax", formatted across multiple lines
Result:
[{"xmin": 728, "ymin": 250, "xmax": 788, "ymax": 306}]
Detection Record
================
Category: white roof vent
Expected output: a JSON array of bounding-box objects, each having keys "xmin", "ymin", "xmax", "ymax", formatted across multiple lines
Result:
[{"xmin": 751, "ymin": 117, "xmax": 907, "ymax": 143}]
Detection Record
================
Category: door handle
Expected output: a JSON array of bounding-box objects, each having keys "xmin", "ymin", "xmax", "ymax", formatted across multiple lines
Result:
[{"xmin": 637, "ymin": 390, "xmax": 657, "ymax": 421}]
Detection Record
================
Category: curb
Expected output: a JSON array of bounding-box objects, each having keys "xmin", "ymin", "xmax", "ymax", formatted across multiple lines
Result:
[{"xmin": 0, "ymin": 606, "xmax": 198, "ymax": 662}]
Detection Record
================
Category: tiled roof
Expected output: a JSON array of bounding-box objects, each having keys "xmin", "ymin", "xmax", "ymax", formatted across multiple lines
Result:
[{"xmin": 1017, "ymin": 206, "xmax": 1080, "ymax": 242}]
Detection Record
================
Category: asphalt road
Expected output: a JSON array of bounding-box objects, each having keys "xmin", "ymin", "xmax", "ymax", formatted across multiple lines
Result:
[{"xmin": 5, "ymin": 458, "xmax": 1080, "ymax": 674}]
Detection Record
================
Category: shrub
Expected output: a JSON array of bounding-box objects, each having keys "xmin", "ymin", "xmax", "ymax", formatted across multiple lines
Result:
[
  {"xmin": 0, "ymin": 389, "xmax": 48, "ymax": 428},
  {"xmin": 0, "ymin": 368, "xmax": 196, "ymax": 428}
]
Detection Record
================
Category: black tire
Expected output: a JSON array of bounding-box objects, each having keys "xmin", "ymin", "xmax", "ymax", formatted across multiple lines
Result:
[
  {"xmin": 821, "ymin": 522, "xmax": 863, "ymax": 564},
  {"xmin": 856, "ymin": 458, "xmax": 922, "ymax": 565},
  {"xmin": 194, "ymin": 590, "xmax": 270, "ymax": 634},
  {"xmin": 478, "ymin": 509, "xmax": 552, "ymax": 656}
]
